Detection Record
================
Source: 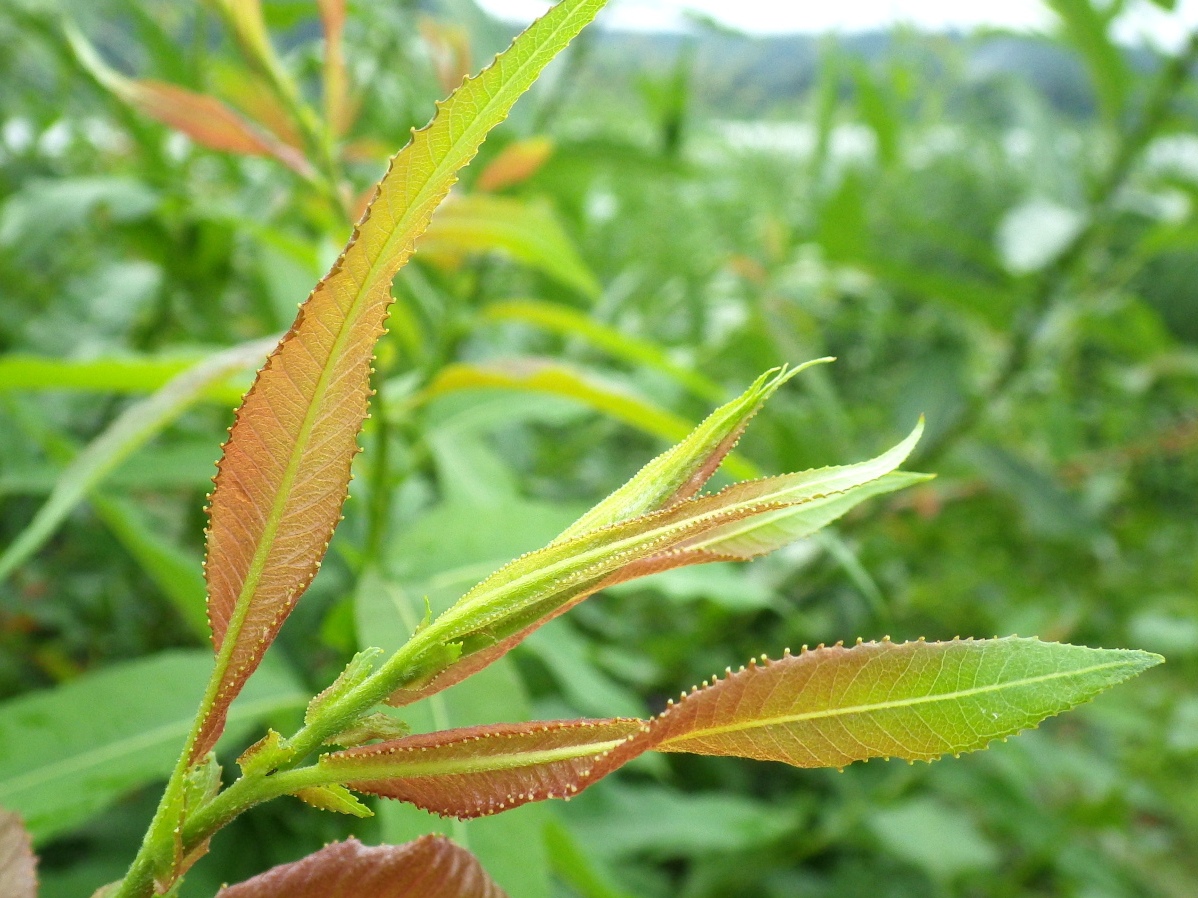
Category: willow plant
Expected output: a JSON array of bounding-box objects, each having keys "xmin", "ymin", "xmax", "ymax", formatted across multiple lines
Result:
[{"xmin": 0, "ymin": 0, "xmax": 1163, "ymax": 895}]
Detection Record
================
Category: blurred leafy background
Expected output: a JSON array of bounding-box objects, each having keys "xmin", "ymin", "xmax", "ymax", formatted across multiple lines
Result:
[{"xmin": 1, "ymin": 0, "xmax": 1197, "ymax": 895}]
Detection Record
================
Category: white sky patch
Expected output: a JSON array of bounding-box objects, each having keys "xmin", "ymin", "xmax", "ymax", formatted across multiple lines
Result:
[{"xmin": 475, "ymin": 0, "xmax": 1198, "ymax": 49}]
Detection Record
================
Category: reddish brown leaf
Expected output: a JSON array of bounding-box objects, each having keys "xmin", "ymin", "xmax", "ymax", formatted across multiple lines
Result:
[
  {"xmin": 193, "ymin": 0, "xmax": 609, "ymax": 760},
  {"xmin": 67, "ymin": 26, "xmax": 312, "ymax": 175},
  {"xmin": 323, "ymin": 719, "xmax": 644, "ymax": 818},
  {"xmin": 339, "ymin": 640, "xmax": 1159, "ymax": 820},
  {"xmin": 217, "ymin": 836, "xmax": 505, "ymax": 898},
  {"xmin": 0, "ymin": 808, "xmax": 37, "ymax": 898}
]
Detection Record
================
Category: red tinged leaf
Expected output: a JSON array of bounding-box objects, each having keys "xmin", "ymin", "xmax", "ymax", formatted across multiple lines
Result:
[
  {"xmin": 325, "ymin": 639, "xmax": 1159, "ymax": 820},
  {"xmin": 322, "ymin": 720, "xmax": 644, "ymax": 818},
  {"xmin": 0, "ymin": 808, "xmax": 37, "ymax": 898},
  {"xmin": 216, "ymin": 836, "xmax": 505, "ymax": 898},
  {"xmin": 192, "ymin": 0, "xmax": 610, "ymax": 761},
  {"xmin": 66, "ymin": 26, "xmax": 311, "ymax": 175}
]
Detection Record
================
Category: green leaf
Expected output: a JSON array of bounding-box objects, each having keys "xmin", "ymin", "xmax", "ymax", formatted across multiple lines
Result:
[
  {"xmin": 481, "ymin": 299, "xmax": 723, "ymax": 402},
  {"xmin": 316, "ymin": 638, "xmax": 1160, "ymax": 820},
  {"xmin": 89, "ymin": 495, "xmax": 210, "ymax": 641},
  {"xmin": 0, "ymin": 651, "xmax": 306, "ymax": 842},
  {"xmin": 420, "ymin": 359, "xmax": 726, "ymax": 469},
  {"xmin": 0, "ymin": 352, "xmax": 244, "ymax": 402},
  {"xmin": 420, "ymin": 195, "xmax": 601, "ymax": 298},
  {"xmin": 631, "ymin": 637, "xmax": 1163, "ymax": 767},
  {"xmin": 0, "ymin": 339, "xmax": 275, "ymax": 588},
  {"xmin": 197, "ymin": 0, "xmax": 610, "ymax": 762}
]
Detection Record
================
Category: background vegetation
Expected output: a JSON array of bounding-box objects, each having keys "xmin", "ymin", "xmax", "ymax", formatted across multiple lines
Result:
[{"xmin": 1, "ymin": 0, "xmax": 1196, "ymax": 895}]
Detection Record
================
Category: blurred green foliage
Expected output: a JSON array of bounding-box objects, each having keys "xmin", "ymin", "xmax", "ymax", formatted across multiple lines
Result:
[{"xmin": 1, "ymin": 0, "xmax": 1197, "ymax": 896}]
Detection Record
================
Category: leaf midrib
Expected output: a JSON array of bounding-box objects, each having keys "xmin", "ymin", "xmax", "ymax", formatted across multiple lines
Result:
[
  {"xmin": 656, "ymin": 657, "xmax": 1137, "ymax": 747},
  {"xmin": 330, "ymin": 737, "xmax": 628, "ymax": 781},
  {"xmin": 217, "ymin": 2, "xmax": 598, "ymax": 666}
]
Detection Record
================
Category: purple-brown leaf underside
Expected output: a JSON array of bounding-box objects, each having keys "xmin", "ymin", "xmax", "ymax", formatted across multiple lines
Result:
[
  {"xmin": 216, "ymin": 836, "xmax": 505, "ymax": 898},
  {"xmin": 335, "ymin": 638, "xmax": 1159, "ymax": 819},
  {"xmin": 0, "ymin": 808, "xmax": 37, "ymax": 898},
  {"xmin": 196, "ymin": 0, "xmax": 608, "ymax": 760},
  {"xmin": 325, "ymin": 719, "xmax": 645, "ymax": 818}
]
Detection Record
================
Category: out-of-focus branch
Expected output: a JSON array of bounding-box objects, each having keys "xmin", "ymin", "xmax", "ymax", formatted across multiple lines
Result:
[{"xmin": 915, "ymin": 30, "xmax": 1198, "ymax": 467}]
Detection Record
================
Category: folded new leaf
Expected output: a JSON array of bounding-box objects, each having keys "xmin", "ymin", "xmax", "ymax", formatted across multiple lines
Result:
[
  {"xmin": 216, "ymin": 836, "xmax": 504, "ymax": 898},
  {"xmin": 191, "ymin": 0, "xmax": 609, "ymax": 761},
  {"xmin": 387, "ymin": 418, "xmax": 926, "ymax": 705},
  {"xmin": 324, "ymin": 637, "xmax": 1161, "ymax": 819}
]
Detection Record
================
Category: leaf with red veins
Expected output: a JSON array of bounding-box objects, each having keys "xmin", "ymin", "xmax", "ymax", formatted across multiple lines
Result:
[
  {"xmin": 321, "ymin": 719, "xmax": 645, "ymax": 818},
  {"xmin": 216, "ymin": 836, "xmax": 505, "ymax": 898}
]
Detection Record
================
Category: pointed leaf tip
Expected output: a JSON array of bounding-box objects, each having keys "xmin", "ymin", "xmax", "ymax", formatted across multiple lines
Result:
[
  {"xmin": 617, "ymin": 637, "xmax": 1163, "ymax": 770},
  {"xmin": 194, "ymin": 0, "xmax": 610, "ymax": 761}
]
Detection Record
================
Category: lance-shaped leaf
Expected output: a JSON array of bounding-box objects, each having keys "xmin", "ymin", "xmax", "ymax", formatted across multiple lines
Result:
[
  {"xmin": 388, "ymin": 421, "xmax": 922, "ymax": 705},
  {"xmin": 329, "ymin": 638, "xmax": 1160, "ymax": 819},
  {"xmin": 323, "ymin": 719, "xmax": 644, "ymax": 818},
  {"xmin": 216, "ymin": 836, "xmax": 504, "ymax": 898},
  {"xmin": 196, "ymin": 0, "xmax": 609, "ymax": 761},
  {"xmin": 0, "ymin": 809, "xmax": 37, "ymax": 898},
  {"xmin": 66, "ymin": 24, "xmax": 311, "ymax": 175}
]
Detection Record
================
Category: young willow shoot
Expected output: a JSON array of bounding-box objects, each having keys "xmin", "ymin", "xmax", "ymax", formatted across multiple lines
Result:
[{"xmin": 0, "ymin": 1, "xmax": 1163, "ymax": 896}]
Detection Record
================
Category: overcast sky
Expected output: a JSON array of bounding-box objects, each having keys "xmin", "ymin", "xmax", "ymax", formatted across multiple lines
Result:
[{"xmin": 475, "ymin": 0, "xmax": 1198, "ymax": 49}]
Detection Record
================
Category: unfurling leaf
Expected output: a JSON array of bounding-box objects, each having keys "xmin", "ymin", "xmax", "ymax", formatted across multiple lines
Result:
[
  {"xmin": 0, "ymin": 808, "xmax": 37, "ymax": 898},
  {"xmin": 391, "ymin": 416, "xmax": 923, "ymax": 703},
  {"xmin": 556, "ymin": 362, "xmax": 827, "ymax": 541},
  {"xmin": 66, "ymin": 25, "xmax": 311, "ymax": 175},
  {"xmin": 323, "ymin": 719, "xmax": 644, "ymax": 818},
  {"xmin": 194, "ymin": 0, "xmax": 610, "ymax": 761},
  {"xmin": 328, "ymin": 638, "xmax": 1160, "ymax": 819},
  {"xmin": 216, "ymin": 836, "xmax": 505, "ymax": 898}
]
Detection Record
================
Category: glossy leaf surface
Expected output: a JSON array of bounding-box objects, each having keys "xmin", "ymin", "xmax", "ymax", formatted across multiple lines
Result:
[
  {"xmin": 197, "ymin": 0, "xmax": 608, "ymax": 760},
  {"xmin": 0, "ymin": 809, "xmax": 37, "ymax": 898},
  {"xmin": 331, "ymin": 639, "xmax": 1159, "ymax": 819},
  {"xmin": 217, "ymin": 836, "xmax": 505, "ymax": 898}
]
